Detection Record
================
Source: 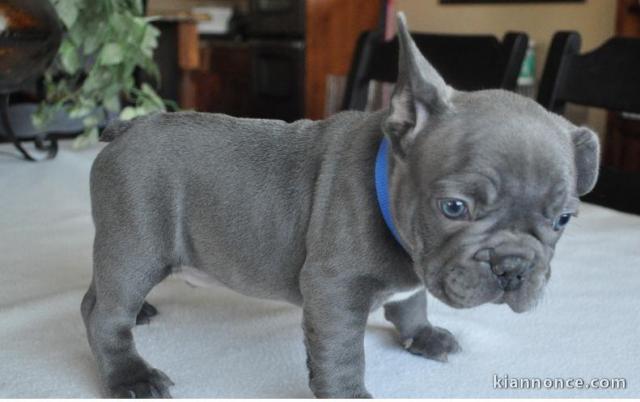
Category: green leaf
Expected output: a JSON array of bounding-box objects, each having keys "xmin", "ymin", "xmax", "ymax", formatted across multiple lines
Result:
[
  {"xmin": 68, "ymin": 20, "xmax": 86, "ymax": 47},
  {"xmin": 139, "ymin": 102, "xmax": 162, "ymax": 115},
  {"xmin": 131, "ymin": 0, "xmax": 144, "ymax": 16},
  {"xmin": 31, "ymin": 106, "xmax": 53, "ymax": 129},
  {"xmin": 103, "ymin": 95, "xmax": 121, "ymax": 112},
  {"xmin": 82, "ymin": 67, "xmax": 113, "ymax": 93},
  {"xmin": 68, "ymin": 104, "xmax": 93, "ymax": 119},
  {"xmin": 140, "ymin": 59, "xmax": 160, "ymax": 84},
  {"xmin": 108, "ymin": 13, "xmax": 130, "ymax": 35},
  {"xmin": 140, "ymin": 25, "xmax": 160, "ymax": 58},
  {"xmin": 122, "ymin": 75, "xmax": 135, "ymax": 93},
  {"xmin": 103, "ymin": 81, "xmax": 121, "ymax": 98},
  {"xmin": 55, "ymin": 0, "xmax": 80, "ymax": 29},
  {"xmin": 83, "ymin": 114, "xmax": 100, "ymax": 128},
  {"xmin": 73, "ymin": 126, "xmax": 99, "ymax": 149},
  {"xmin": 130, "ymin": 16, "xmax": 147, "ymax": 43},
  {"xmin": 140, "ymin": 83, "xmax": 164, "ymax": 109},
  {"xmin": 83, "ymin": 35, "xmax": 100, "ymax": 55},
  {"xmin": 32, "ymin": 112, "xmax": 46, "ymax": 128},
  {"xmin": 99, "ymin": 43, "xmax": 124, "ymax": 65},
  {"xmin": 60, "ymin": 39, "xmax": 81, "ymax": 74},
  {"xmin": 120, "ymin": 106, "xmax": 146, "ymax": 120},
  {"xmin": 163, "ymin": 99, "xmax": 179, "ymax": 112}
]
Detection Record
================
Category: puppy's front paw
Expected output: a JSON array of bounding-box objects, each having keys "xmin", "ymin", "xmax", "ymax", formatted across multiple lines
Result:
[
  {"xmin": 109, "ymin": 368, "xmax": 174, "ymax": 398},
  {"xmin": 404, "ymin": 326, "xmax": 461, "ymax": 362}
]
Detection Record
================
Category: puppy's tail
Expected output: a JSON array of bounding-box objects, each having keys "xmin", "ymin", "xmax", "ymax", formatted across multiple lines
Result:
[{"xmin": 99, "ymin": 119, "xmax": 134, "ymax": 142}]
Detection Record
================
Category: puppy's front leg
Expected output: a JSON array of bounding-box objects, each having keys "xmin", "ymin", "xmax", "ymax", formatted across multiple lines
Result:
[
  {"xmin": 301, "ymin": 272, "xmax": 373, "ymax": 398},
  {"xmin": 384, "ymin": 290, "xmax": 460, "ymax": 362}
]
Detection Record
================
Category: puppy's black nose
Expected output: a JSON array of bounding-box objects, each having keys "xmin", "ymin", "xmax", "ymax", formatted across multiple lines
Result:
[{"xmin": 490, "ymin": 255, "xmax": 531, "ymax": 291}]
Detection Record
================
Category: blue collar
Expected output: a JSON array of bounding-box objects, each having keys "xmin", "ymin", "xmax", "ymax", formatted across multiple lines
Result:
[{"xmin": 375, "ymin": 137, "xmax": 406, "ymax": 250}]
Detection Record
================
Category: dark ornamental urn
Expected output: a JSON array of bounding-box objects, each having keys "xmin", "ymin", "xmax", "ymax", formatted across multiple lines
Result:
[{"xmin": 0, "ymin": 0, "xmax": 63, "ymax": 160}]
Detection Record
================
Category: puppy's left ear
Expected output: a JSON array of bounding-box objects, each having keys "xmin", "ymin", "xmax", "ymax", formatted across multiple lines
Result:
[
  {"xmin": 572, "ymin": 127, "xmax": 600, "ymax": 195},
  {"xmin": 383, "ymin": 12, "xmax": 453, "ymax": 158}
]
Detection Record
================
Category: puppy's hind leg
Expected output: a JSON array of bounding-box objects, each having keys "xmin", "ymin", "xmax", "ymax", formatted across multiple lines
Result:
[
  {"xmin": 384, "ymin": 289, "xmax": 461, "ymax": 362},
  {"xmin": 86, "ymin": 286, "xmax": 158, "ymax": 326},
  {"xmin": 82, "ymin": 243, "xmax": 174, "ymax": 398}
]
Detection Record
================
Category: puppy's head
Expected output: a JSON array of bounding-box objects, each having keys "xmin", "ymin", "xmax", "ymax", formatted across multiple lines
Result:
[{"xmin": 385, "ymin": 14, "xmax": 600, "ymax": 313}]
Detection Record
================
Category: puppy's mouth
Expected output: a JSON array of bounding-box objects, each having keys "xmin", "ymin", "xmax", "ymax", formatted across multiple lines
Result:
[
  {"xmin": 440, "ymin": 277, "xmax": 536, "ymax": 313},
  {"xmin": 444, "ymin": 278, "xmax": 504, "ymax": 309},
  {"xmin": 425, "ymin": 264, "xmax": 503, "ymax": 309},
  {"xmin": 424, "ymin": 260, "xmax": 548, "ymax": 313}
]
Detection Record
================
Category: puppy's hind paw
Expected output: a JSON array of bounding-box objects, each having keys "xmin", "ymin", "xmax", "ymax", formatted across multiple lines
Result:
[
  {"xmin": 404, "ymin": 326, "xmax": 461, "ymax": 362},
  {"xmin": 109, "ymin": 368, "xmax": 174, "ymax": 398}
]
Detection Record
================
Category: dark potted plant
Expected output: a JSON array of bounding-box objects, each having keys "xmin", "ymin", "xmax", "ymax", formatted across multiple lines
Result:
[{"xmin": 34, "ymin": 0, "xmax": 172, "ymax": 147}]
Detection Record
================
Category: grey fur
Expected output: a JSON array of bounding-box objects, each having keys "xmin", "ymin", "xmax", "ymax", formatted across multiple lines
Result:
[{"xmin": 81, "ymin": 13, "xmax": 599, "ymax": 398}]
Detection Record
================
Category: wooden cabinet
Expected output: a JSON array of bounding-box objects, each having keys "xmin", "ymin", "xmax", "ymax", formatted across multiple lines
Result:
[
  {"xmin": 305, "ymin": 0, "xmax": 381, "ymax": 119},
  {"xmin": 616, "ymin": 0, "xmax": 640, "ymax": 36},
  {"xmin": 162, "ymin": 0, "xmax": 381, "ymax": 121}
]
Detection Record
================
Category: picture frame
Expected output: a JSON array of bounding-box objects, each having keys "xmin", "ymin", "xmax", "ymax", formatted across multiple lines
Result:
[{"xmin": 440, "ymin": 0, "xmax": 584, "ymax": 4}]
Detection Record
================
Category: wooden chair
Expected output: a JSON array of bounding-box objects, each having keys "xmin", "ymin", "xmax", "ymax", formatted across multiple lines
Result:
[
  {"xmin": 538, "ymin": 32, "xmax": 640, "ymax": 114},
  {"xmin": 342, "ymin": 30, "xmax": 528, "ymax": 111},
  {"xmin": 537, "ymin": 31, "xmax": 640, "ymax": 214}
]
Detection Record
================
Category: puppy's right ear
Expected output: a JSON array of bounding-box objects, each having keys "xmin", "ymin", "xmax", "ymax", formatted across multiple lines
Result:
[{"xmin": 383, "ymin": 13, "xmax": 453, "ymax": 158}]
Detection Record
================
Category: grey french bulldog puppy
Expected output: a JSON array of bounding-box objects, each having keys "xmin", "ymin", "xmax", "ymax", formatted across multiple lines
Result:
[{"xmin": 81, "ymin": 13, "xmax": 600, "ymax": 398}]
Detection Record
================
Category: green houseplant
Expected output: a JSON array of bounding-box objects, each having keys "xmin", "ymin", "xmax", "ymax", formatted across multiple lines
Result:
[{"xmin": 34, "ymin": 0, "xmax": 173, "ymax": 146}]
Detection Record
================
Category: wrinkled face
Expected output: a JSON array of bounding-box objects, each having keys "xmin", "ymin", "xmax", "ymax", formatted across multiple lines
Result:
[
  {"xmin": 384, "ymin": 13, "xmax": 599, "ymax": 314},
  {"xmin": 391, "ymin": 92, "xmax": 585, "ymax": 313}
]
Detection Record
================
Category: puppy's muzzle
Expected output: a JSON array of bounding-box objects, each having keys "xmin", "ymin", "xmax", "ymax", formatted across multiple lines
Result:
[{"xmin": 474, "ymin": 248, "xmax": 534, "ymax": 291}]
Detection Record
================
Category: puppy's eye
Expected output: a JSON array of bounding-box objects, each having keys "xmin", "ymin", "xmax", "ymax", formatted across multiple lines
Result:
[
  {"xmin": 553, "ymin": 213, "xmax": 572, "ymax": 231},
  {"xmin": 439, "ymin": 198, "xmax": 469, "ymax": 220}
]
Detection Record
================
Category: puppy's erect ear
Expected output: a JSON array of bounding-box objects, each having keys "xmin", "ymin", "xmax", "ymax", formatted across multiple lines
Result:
[
  {"xmin": 383, "ymin": 12, "xmax": 453, "ymax": 158},
  {"xmin": 572, "ymin": 127, "xmax": 600, "ymax": 195}
]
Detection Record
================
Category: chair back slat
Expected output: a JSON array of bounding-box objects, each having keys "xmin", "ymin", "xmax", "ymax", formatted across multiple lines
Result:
[{"xmin": 538, "ymin": 32, "xmax": 640, "ymax": 114}]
